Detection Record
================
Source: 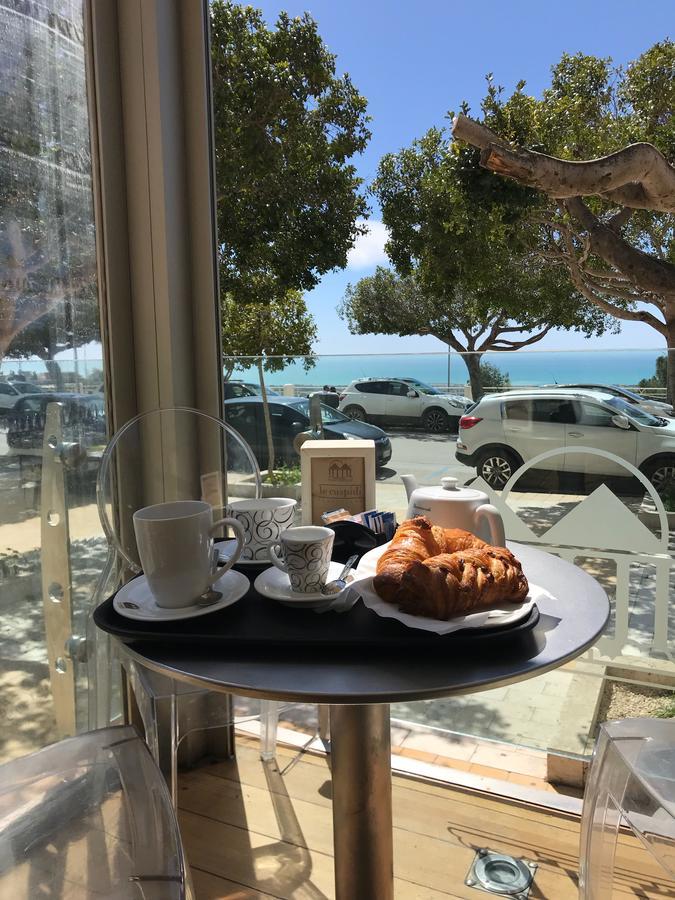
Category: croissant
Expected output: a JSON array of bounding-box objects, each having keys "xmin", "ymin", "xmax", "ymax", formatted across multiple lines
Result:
[{"xmin": 373, "ymin": 516, "xmax": 528, "ymax": 620}]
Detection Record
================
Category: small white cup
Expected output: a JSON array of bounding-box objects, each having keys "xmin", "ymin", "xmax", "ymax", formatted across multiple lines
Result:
[
  {"xmin": 226, "ymin": 497, "xmax": 297, "ymax": 562},
  {"xmin": 268, "ymin": 526, "xmax": 334, "ymax": 594},
  {"xmin": 133, "ymin": 500, "xmax": 245, "ymax": 608}
]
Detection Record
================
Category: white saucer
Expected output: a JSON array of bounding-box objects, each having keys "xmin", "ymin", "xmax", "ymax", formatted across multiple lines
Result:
[
  {"xmin": 113, "ymin": 568, "xmax": 249, "ymax": 621},
  {"xmin": 254, "ymin": 561, "xmax": 353, "ymax": 608},
  {"xmin": 217, "ymin": 539, "xmax": 274, "ymax": 567}
]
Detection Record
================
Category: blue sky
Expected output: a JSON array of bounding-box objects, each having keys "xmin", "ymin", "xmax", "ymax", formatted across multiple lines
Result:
[{"xmin": 255, "ymin": 0, "xmax": 673, "ymax": 356}]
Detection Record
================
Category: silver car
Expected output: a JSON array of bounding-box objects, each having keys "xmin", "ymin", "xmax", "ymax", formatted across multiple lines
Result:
[{"xmin": 456, "ymin": 388, "xmax": 675, "ymax": 490}]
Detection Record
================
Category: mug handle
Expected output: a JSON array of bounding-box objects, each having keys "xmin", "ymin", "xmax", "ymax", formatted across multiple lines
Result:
[
  {"xmin": 268, "ymin": 542, "xmax": 288, "ymax": 573},
  {"xmin": 206, "ymin": 517, "xmax": 245, "ymax": 584},
  {"xmin": 475, "ymin": 504, "xmax": 506, "ymax": 547}
]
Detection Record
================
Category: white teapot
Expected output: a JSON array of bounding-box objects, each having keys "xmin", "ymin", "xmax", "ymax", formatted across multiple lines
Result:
[{"xmin": 401, "ymin": 475, "xmax": 505, "ymax": 546}]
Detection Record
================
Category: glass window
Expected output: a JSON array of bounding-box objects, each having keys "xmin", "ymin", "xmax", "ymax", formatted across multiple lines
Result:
[
  {"xmin": 577, "ymin": 402, "xmax": 617, "ymax": 428},
  {"xmin": 356, "ymin": 381, "xmax": 386, "ymax": 394},
  {"xmin": 606, "ymin": 396, "xmax": 662, "ymax": 426},
  {"xmin": 0, "ymin": 1, "xmax": 105, "ymax": 759},
  {"xmin": 289, "ymin": 399, "xmax": 350, "ymax": 425},
  {"xmin": 388, "ymin": 382, "xmax": 410, "ymax": 396},
  {"xmin": 532, "ymin": 399, "xmax": 576, "ymax": 424}
]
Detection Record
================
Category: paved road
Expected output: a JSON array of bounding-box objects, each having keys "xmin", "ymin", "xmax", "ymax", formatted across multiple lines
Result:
[{"xmin": 378, "ymin": 428, "xmax": 475, "ymax": 487}]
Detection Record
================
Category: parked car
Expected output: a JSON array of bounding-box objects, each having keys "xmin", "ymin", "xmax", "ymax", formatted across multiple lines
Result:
[
  {"xmin": 224, "ymin": 396, "xmax": 392, "ymax": 469},
  {"xmin": 455, "ymin": 388, "xmax": 675, "ymax": 491},
  {"xmin": 7, "ymin": 393, "xmax": 106, "ymax": 451},
  {"xmin": 545, "ymin": 383, "xmax": 673, "ymax": 417},
  {"xmin": 223, "ymin": 380, "xmax": 280, "ymax": 400},
  {"xmin": 338, "ymin": 377, "xmax": 470, "ymax": 432}
]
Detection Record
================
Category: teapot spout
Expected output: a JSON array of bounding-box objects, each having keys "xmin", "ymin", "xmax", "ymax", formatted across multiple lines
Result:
[{"xmin": 401, "ymin": 474, "xmax": 418, "ymax": 501}]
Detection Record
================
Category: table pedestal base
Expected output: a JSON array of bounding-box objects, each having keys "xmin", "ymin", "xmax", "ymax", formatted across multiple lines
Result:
[{"xmin": 329, "ymin": 703, "xmax": 393, "ymax": 900}]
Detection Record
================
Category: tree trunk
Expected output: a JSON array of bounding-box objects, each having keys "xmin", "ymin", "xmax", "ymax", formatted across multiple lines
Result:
[
  {"xmin": 257, "ymin": 358, "xmax": 275, "ymax": 478},
  {"xmin": 45, "ymin": 359, "xmax": 64, "ymax": 391},
  {"xmin": 464, "ymin": 353, "xmax": 484, "ymax": 401},
  {"xmin": 666, "ymin": 326, "xmax": 675, "ymax": 406}
]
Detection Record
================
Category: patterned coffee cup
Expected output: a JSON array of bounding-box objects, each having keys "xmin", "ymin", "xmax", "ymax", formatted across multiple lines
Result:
[
  {"xmin": 268, "ymin": 526, "xmax": 335, "ymax": 594},
  {"xmin": 226, "ymin": 498, "xmax": 297, "ymax": 562}
]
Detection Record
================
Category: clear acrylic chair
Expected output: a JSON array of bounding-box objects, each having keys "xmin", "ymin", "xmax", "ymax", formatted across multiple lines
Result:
[
  {"xmin": 0, "ymin": 725, "xmax": 193, "ymax": 899},
  {"xmin": 580, "ymin": 718, "xmax": 675, "ymax": 898},
  {"xmin": 92, "ymin": 407, "xmax": 286, "ymax": 803}
]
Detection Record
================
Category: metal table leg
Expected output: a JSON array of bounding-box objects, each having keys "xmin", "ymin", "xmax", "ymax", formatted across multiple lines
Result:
[{"xmin": 329, "ymin": 703, "xmax": 393, "ymax": 900}]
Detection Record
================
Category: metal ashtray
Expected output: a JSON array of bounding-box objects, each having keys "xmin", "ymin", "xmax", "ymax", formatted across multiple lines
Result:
[{"xmin": 465, "ymin": 848, "xmax": 537, "ymax": 897}]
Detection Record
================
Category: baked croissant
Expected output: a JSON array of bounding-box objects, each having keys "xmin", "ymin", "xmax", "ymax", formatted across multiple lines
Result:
[{"xmin": 373, "ymin": 516, "xmax": 528, "ymax": 620}]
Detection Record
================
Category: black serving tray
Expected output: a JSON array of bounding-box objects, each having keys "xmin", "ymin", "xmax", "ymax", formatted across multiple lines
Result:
[{"xmin": 94, "ymin": 568, "xmax": 540, "ymax": 652}]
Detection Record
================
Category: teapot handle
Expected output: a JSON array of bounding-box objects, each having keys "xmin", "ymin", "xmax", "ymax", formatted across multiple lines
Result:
[{"xmin": 476, "ymin": 504, "xmax": 505, "ymax": 547}]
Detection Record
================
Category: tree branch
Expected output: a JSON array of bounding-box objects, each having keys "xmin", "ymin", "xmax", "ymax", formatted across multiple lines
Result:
[
  {"xmin": 485, "ymin": 323, "xmax": 554, "ymax": 351},
  {"xmin": 452, "ymin": 114, "xmax": 675, "ymax": 212},
  {"xmin": 565, "ymin": 197, "xmax": 675, "ymax": 299}
]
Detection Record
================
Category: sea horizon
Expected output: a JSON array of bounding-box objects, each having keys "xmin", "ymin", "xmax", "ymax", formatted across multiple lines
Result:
[{"xmin": 2, "ymin": 347, "xmax": 669, "ymax": 390}]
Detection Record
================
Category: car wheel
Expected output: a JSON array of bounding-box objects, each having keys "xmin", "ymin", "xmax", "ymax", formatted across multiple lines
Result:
[
  {"xmin": 344, "ymin": 405, "xmax": 366, "ymax": 422},
  {"xmin": 422, "ymin": 408, "xmax": 449, "ymax": 433},
  {"xmin": 476, "ymin": 449, "xmax": 519, "ymax": 490},
  {"xmin": 642, "ymin": 458, "xmax": 675, "ymax": 494}
]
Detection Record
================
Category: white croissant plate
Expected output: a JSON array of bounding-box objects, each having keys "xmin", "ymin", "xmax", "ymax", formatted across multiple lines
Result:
[{"xmin": 353, "ymin": 541, "xmax": 542, "ymax": 635}]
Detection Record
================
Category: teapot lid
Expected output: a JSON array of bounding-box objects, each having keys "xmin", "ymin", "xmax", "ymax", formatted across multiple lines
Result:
[{"xmin": 411, "ymin": 477, "xmax": 489, "ymax": 503}]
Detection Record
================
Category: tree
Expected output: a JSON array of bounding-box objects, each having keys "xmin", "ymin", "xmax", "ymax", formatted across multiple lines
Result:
[
  {"xmin": 221, "ymin": 291, "xmax": 317, "ymax": 378},
  {"xmin": 210, "ymin": 2, "xmax": 371, "ymax": 306},
  {"xmin": 639, "ymin": 356, "xmax": 667, "ymax": 390},
  {"xmin": 221, "ymin": 291, "xmax": 317, "ymax": 473},
  {"xmin": 452, "ymin": 41, "xmax": 675, "ymax": 397},
  {"xmin": 343, "ymin": 128, "xmax": 612, "ymax": 398},
  {"xmin": 479, "ymin": 361, "xmax": 511, "ymax": 391}
]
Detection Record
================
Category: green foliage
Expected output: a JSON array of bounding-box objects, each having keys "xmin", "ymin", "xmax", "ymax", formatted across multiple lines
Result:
[
  {"xmin": 264, "ymin": 464, "xmax": 301, "ymax": 486},
  {"xmin": 460, "ymin": 41, "xmax": 675, "ymax": 323},
  {"xmin": 210, "ymin": 1, "xmax": 371, "ymax": 306},
  {"xmin": 221, "ymin": 290, "xmax": 317, "ymax": 374},
  {"xmin": 655, "ymin": 694, "xmax": 675, "ymax": 718},
  {"xmin": 478, "ymin": 362, "xmax": 510, "ymax": 390},
  {"xmin": 639, "ymin": 355, "xmax": 668, "ymax": 389},
  {"xmin": 342, "ymin": 124, "xmax": 612, "ymax": 351}
]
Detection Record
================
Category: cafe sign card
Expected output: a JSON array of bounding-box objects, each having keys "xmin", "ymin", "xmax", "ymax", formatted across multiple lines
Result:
[{"xmin": 300, "ymin": 440, "xmax": 376, "ymax": 525}]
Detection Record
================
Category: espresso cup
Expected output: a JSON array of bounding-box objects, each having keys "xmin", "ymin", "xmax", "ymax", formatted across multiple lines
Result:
[
  {"xmin": 133, "ymin": 500, "xmax": 245, "ymax": 608},
  {"xmin": 226, "ymin": 497, "xmax": 297, "ymax": 562},
  {"xmin": 268, "ymin": 526, "xmax": 334, "ymax": 594}
]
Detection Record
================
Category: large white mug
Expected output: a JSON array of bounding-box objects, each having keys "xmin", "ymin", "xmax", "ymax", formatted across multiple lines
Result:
[
  {"xmin": 133, "ymin": 500, "xmax": 245, "ymax": 608},
  {"xmin": 268, "ymin": 525, "xmax": 334, "ymax": 594},
  {"xmin": 226, "ymin": 497, "xmax": 297, "ymax": 562}
]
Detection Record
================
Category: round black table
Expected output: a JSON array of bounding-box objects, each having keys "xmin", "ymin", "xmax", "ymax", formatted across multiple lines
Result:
[{"xmin": 117, "ymin": 543, "xmax": 609, "ymax": 900}]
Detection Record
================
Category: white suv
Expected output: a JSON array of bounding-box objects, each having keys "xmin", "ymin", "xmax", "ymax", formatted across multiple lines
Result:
[
  {"xmin": 455, "ymin": 388, "xmax": 675, "ymax": 491},
  {"xmin": 339, "ymin": 377, "xmax": 470, "ymax": 433}
]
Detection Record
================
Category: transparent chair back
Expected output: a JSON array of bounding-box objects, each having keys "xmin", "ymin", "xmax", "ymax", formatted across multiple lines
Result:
[
  {"xmin": 0, "ymin": 726, "xmax": 192, "ymax": 899},
  {"xmin": 91, "ymin": 407, "xmax": 287, "ymax": 801},
  {"xmin": 580, "ymin": 718, "xmax": 675, "ymax": 898}
]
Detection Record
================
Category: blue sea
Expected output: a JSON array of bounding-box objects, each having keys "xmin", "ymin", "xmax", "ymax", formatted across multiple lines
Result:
[
  {"xmin": 229, "ymin": 349, "xmax": 667, "ymax": 390},
  {"xmin": 3, "ymin": 348, "xmax": 668, "ymax": 390}
]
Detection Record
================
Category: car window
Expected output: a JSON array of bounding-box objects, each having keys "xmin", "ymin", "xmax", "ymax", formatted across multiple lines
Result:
[
  {"xmin": 503, "ymin": 401, "xmax": 530, "ymax": 421},
  {"xmin": 224, "ymin": 403, "xmax": 258, "ymax": 434},
  {"xmin": 576, "ymin": 402, "xmax": 617, "ymax": 428},
  {"xmin": 17, "ymin": 397, "xmax": 45, "ymax": 413},
  {"xmin": 503, "ymin": 398, "xmax": 575, "ymax": 424},
  {"xmin": 387, "ymin": 382, "xmax": 410, "ymax": 396},
  {"xmin": 406, "ymin": 380, "xmax": 440, "ymax": 395},
  {"xmin": 0, "ymin": 383, "xmax": 16, "ymax": 396},
  {"xmin": 290, "ymin": 399, "xmax": 350, "ymax": 425},
  {"xmin": 606, "ymin": 396, "xmax": 661, "ymax": 426},
  {"xmin": 225, "ymin": 382, "xmax": 256, "ymax": 399},
  {"xmin": 355, "ymin": 381, "xmax": 386, "ymax": 394}
]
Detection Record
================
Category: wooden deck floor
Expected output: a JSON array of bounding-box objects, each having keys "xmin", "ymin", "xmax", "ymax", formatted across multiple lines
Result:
[{"xmin": 180, "ymin": 737, "xmax": 673, "ymax": 899}]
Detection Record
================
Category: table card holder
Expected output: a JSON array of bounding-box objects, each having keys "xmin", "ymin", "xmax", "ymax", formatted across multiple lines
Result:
[{"xmin": 300, "ymin": 440, "xmax": 376, "ymax": 525}]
